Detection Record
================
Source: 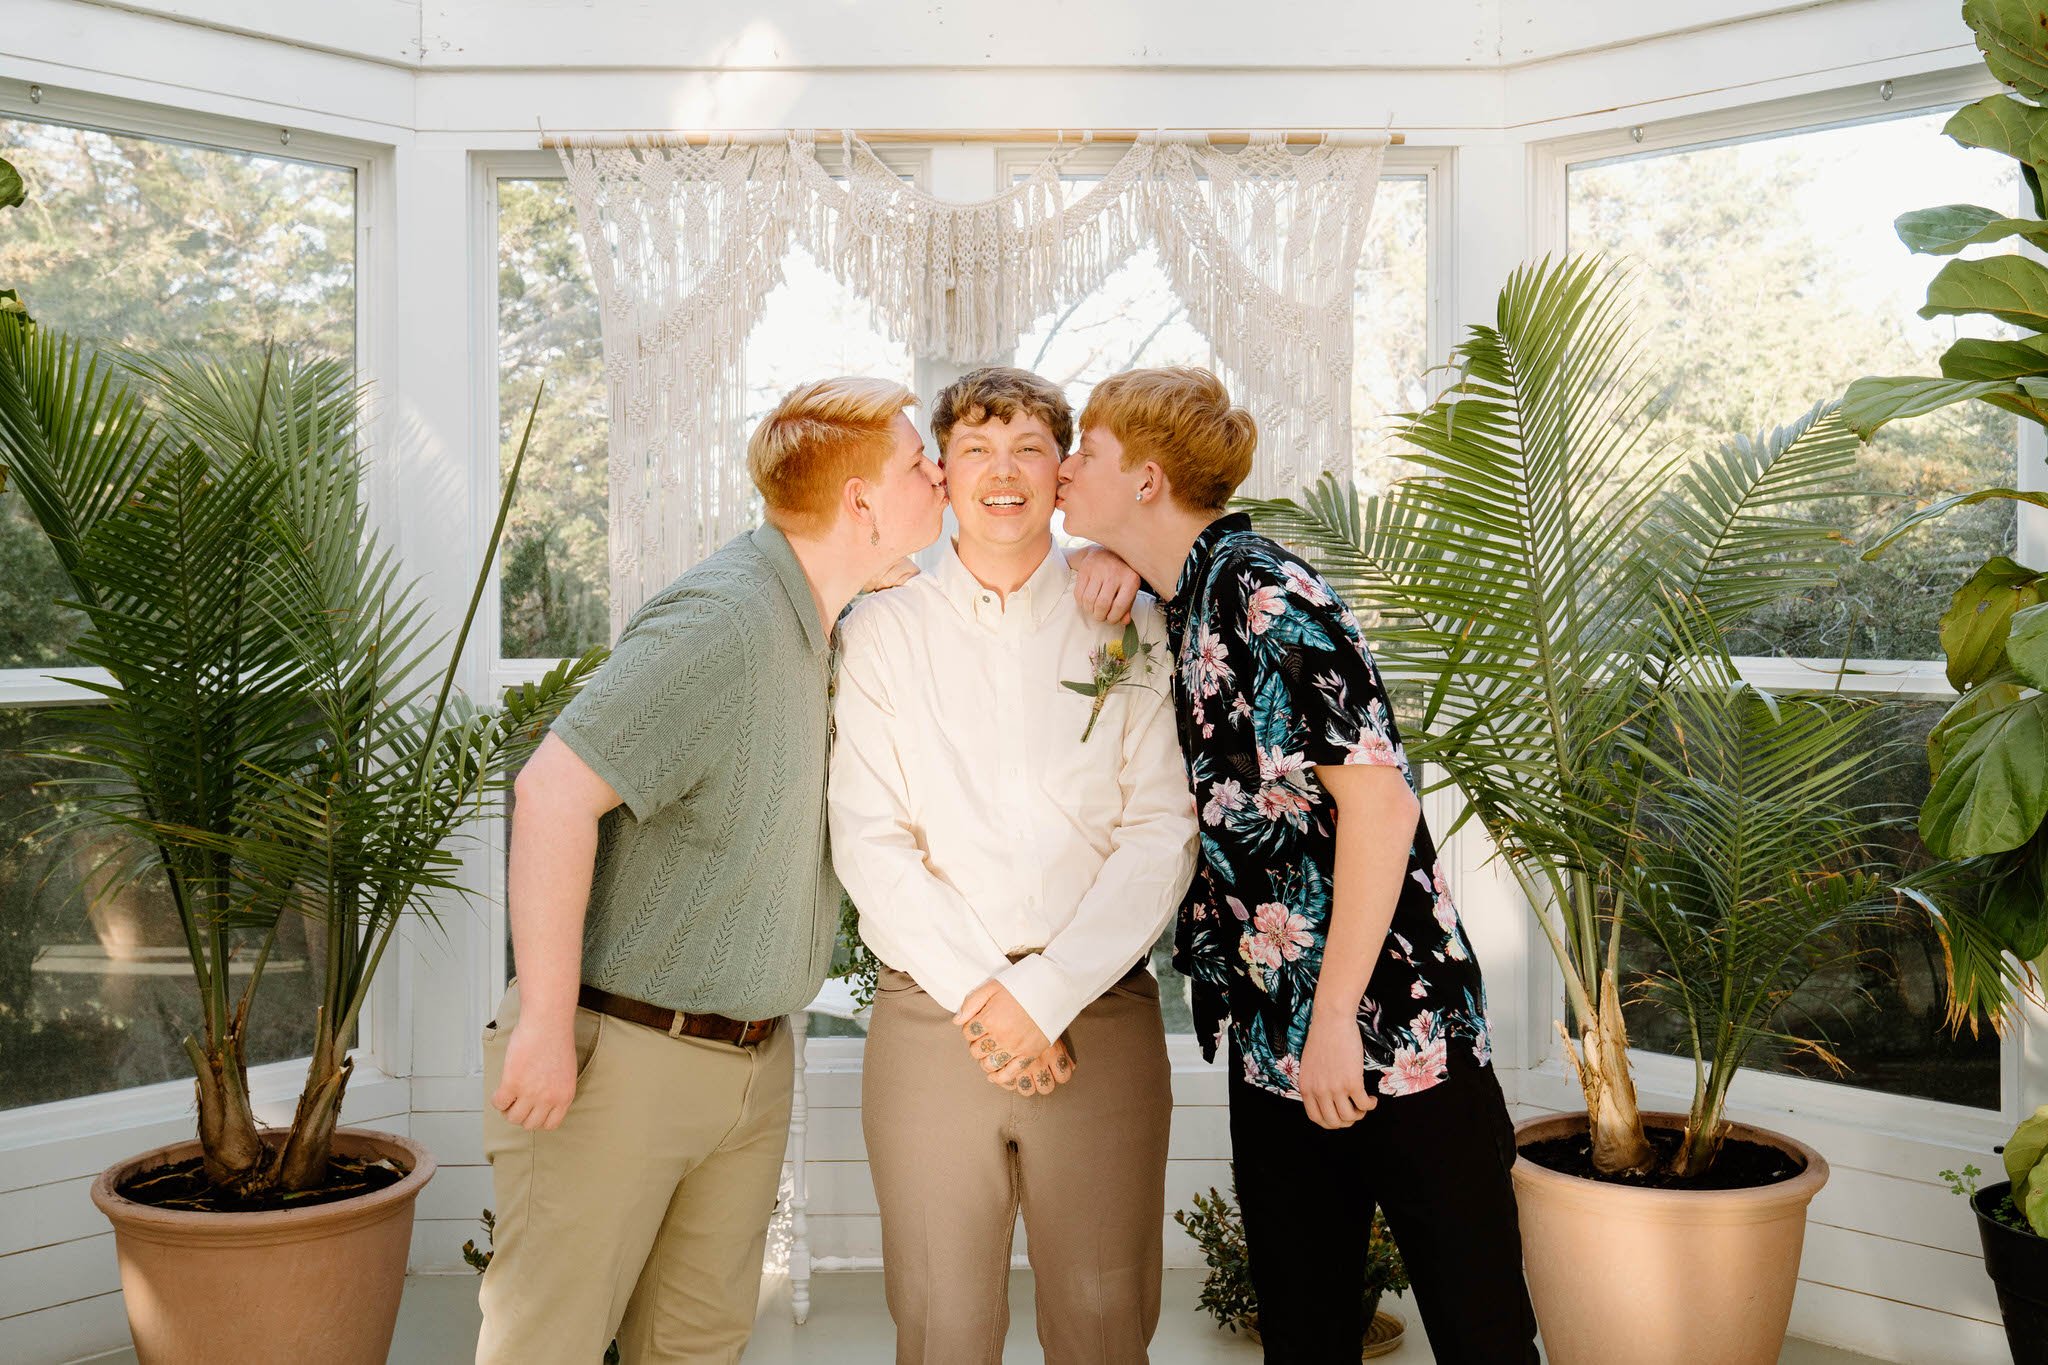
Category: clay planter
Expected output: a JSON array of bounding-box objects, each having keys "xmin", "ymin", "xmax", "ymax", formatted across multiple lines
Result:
[
  {"xmin": 91, "ymin": 1127, "xmax": 435, "ymax": 1364},
  {"xmin": 1512, "ymin": 1111, "xmax": 1827, "ymax": 1365},
  {"xmin": 1973, "ymin": 1181, "xmax": 2048, "ymax": 1365}
]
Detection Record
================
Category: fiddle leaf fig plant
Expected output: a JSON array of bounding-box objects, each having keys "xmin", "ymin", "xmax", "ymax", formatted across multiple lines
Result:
[{"xmin": 1841, "ymin": 0, "xmax": 2048, "ymax": 1018}]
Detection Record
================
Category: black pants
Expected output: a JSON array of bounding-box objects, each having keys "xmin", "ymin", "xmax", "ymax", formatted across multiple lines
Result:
[{"xmin": 1228, "ymin": 1053, "xmax": 1539, "ymax": 1365}]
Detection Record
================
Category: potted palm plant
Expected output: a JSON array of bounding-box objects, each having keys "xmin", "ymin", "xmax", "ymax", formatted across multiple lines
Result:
[
  {"xmin": 1244, "ymin": 253, "xmax": 1988, "ymax": 1364},
  {"xmin": 0, "ymin": 315, "xmax": 600, "ymax": 1361}
]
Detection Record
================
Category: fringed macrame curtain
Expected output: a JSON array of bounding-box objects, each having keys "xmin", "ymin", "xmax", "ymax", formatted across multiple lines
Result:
[{"xmin": 558, "ymin": 131, "xmax": 1387, "ymax": 634}]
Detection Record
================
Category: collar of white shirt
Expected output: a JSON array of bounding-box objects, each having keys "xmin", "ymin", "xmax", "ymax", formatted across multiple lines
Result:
[{"xmin": 928, "ymin": 536, "xmax": 1072, "ymax": 629}]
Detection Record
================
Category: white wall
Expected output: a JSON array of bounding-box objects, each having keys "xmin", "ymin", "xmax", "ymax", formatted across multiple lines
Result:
[{"xmin": 1, "ymin": 2, "xmax": 2035, "ymax": 1361}]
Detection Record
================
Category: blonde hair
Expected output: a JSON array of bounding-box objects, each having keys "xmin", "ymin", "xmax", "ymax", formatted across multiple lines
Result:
[
  {"xmin": 1079, "ymin": 367, "xmax": 1256, "ymax": 513},
  {"xmin": 747, "ymin": 377, "xmax": 918, "ymax": 533},
  {"xmin": 931, "ymin": 366, "xmax": 1074, "ymax": 457}
]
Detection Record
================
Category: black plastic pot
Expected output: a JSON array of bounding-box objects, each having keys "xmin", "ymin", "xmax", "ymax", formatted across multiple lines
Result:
[{"xmin": 1975, "ymin": 1181, "xmax": 2048, "ymax": 1365}]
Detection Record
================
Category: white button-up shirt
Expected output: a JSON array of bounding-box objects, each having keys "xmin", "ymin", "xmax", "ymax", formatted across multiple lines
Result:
[{"xmin": 829, "ymin": 539, "xmax": 1198, "ymax": 1042}]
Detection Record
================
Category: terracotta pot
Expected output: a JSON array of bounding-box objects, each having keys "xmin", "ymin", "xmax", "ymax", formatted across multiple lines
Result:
[
  {"xmin": 1512, "ymin": 1111, "xmax": 1827, "ymax": 1365},
  {"xmin": 1973, "ymin": 1180, "xmax": 2048, "ymax": 1365},
  {"xmin": 91, "ymin": 1126, "xmax": 435, "ymax": 1365}
]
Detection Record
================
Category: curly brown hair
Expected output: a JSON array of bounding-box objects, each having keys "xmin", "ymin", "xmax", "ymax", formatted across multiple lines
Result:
[{"xmin": 931, "ymin": 366, "xmax": 1074, "ymax": 459}]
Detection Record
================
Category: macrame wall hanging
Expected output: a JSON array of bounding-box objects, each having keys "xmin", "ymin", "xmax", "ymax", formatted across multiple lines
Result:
[{"xmin": 555, "ymin": 130, "xmax": 1388, "ymax": 634}]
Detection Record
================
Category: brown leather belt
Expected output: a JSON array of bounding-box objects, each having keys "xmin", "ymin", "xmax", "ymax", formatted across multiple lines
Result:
[{"xmin": 577, "ymin": 984, "xmax": 780, "ymax": 1048}]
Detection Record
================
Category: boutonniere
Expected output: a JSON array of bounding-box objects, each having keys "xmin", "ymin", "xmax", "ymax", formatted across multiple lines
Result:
[{"xmin": 1061, "ymin": 622, "xmax": 1156, "ymax": 742}]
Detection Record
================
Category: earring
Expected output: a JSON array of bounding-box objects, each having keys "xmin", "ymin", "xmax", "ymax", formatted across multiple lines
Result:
[
  {"xmin": 1134, "ymin": 488, "xmax": 1146, "ymax": 502},
  {"xmin": 870, "ymin": 527, "xmax": 880, "ymax": 547}
]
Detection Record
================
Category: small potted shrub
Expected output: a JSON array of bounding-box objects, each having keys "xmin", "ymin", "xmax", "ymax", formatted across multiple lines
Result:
[
  {"xmin": 1943, "ymin": 1105, "xmax": 2048, "ymax": 1364},
  {"xmin": 1174, "ymin": 1184, "xmax": 1409, "ymax": 1357}
]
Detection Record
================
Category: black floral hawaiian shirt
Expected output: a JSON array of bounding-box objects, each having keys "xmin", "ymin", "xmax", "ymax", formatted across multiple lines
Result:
[{"xmin": 1161, "ymin": 514, "xmax": 1493, "ymax": 1101}]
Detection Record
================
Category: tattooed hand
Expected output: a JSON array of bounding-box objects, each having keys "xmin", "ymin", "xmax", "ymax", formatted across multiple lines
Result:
[{"xmin": 997, "ymin": 1037, "xmax": 1076, "ymax": 1097}]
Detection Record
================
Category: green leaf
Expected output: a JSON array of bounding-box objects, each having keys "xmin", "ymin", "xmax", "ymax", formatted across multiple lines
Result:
[
  {"xmin": 1931, "ymin": 679, "xmax": 2025, "ymax": 783},
  {"xmin": 1120, "ymin": 621, "xmax": 1141, "ymax": 658},
  {"xmin": 1863, "ymin": 487, "xmax": 2048, "ymax": 558},
  {"xmin": 1966, "ymin": 0, "xmax": 2048, "ymax": 106},
  {"xmin": 0, "ymin": 157, "xmax": 21, "ymax": 210},
  {"xmin": 1945, "ymin": 89, "xmax": 2048, "ymax": 166},
  {"xmin": 1940, "ymin": 335, "xmax": 2048, "ymax": 381},
  {"xmin": 1922, "ymin": 689, "xmax": 2048, "ymax": 857},
  {"xmin": 2011, "ymin": 599, "xmax": 2048, "ymax": 690},
  {"xmin": 1060, "ymin": 680, "xmax": 1099, "ymax": 697},
  {"xmin": 1919, "ymin": 254, "xmax": 2048, "ymax": 331},
  {"xmin": 1897, "ymin": 203, "xmax": 2048, "ymax": 255},
  {"xmin": 2006, "ymin": 1100, "xmax": 2048, "ymax": 1192},
  {"xmin": 1941, "ymin": 557, "xmax": 2045, "ymax": 690},
  {"xmin": 1841, "ymin": 376, "xmax": 2016, "ymax": 440},
  {"xmin": 2026, "ymin": 1158, "xmax": 2048, "ymax": 1237},
  {"xmin": 1985, "ymin": 836, "xmax": 2048, "ymax": 960}
]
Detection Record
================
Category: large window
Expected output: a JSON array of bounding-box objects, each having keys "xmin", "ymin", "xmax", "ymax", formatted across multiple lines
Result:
[
  {"xmin": 0, "ymin": 113, "xmax": 358, "ymax": 1111},
  {"xmin": 494, "ymin": 177, "xmax": 915, "ymax": 662},
  {"xmin": 1568, "ymin": 104, "xmax": 2013, "ymax": 1108}
]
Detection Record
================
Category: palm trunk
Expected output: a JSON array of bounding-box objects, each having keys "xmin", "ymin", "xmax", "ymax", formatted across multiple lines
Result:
[
  {"xmin": 186, "ymin": 1032, "xmax": 265, "ymax": 1188},
  {"xmin": 1559, "ymin": 968, "xmax": 1656, "ymax": 1175},
  {"xmin": 275, "ymin": 1008, "xmax": 354, "ymax": 1192}
]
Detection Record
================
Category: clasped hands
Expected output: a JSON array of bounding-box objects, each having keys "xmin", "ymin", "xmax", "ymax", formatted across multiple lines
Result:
[{"xmin": 953, "ymin": 980, "xmax": 1074, "ymax": 1097}]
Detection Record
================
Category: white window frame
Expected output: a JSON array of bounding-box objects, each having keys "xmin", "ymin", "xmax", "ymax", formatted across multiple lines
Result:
[
  {"xmin": 1524, "ymin": 66, "xmax": 2048, "ymax": 1148},
  {"xmin": 0, "ymin": 83, "xmax": 398, "ymax": 1141}
]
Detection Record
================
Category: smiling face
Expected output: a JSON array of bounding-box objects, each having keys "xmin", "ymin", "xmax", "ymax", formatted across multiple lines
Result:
[{"xmin": 944, "ymin": 409, "xmax": 1062, "ymax": 554}]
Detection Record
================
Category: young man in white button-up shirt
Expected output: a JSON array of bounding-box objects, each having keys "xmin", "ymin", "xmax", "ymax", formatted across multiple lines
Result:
[{"xmin": 829, "ymin": 366, "xmax": 1199, "ymax": 1364}]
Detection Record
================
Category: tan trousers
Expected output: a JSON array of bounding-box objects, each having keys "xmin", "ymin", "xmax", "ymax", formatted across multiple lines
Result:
[
  {"xmin": 475, "ymin": 982, "xmax": 794, "ymax": 1365},
  {"xmin": 862, "ymin": 964, "xmax": 1173, "ymax": 1365}
]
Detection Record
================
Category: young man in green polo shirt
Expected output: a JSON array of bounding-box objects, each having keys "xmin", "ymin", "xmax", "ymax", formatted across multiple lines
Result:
[{"xmin": 476, "ymin": 377, "xmax": 947, "ymax": 1365}]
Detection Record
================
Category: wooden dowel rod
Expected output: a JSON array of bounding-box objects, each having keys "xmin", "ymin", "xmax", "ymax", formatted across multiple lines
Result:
[{"xmin": 540, "ymin": 128, "xmax": 1404, "ymax": 149}]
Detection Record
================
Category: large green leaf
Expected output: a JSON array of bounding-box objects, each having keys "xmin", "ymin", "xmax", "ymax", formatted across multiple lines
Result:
[
  {"xmin": 1940, "ymin": 335, "xmax": 2048, "ymax": 381},
  {"xmin": 1897, "ymin": 203, "xmax": 2048, "ymax": 255},
  {"xmin": 1840, "ymin": 376, "xmax": 2017, "ymax": 440},
  {"xmin": 1919, "ymin": 254, "xmax": 2048, "ymax": 331},
  {"xmin": 2011, "ymin": 599, "xmax": 2048, "ymax": 689},
  {"xmin": 2007, "ymin": 1100, "xmax": 2048, "ymax": 1193},
  {"xmin": 0, "ymin": 157, "xmax": 23, "ymax": 211},
  {"xmin": 1967, "ymin": 0, "xmax": 2048, "ymax": 106},
  {"xmin": 1941, "ymin": 557, "xmax": 2045, "ymax": 690},
  {"xmin": 1862, "ymin": 487, "xmax": 2048, "ymax": 557},
  {"xmin": 1946, "ymin": 90, "xmax": 2048, "ymax": 166},
  {"xmin": 1930, "ymin": 679, "xmax": 2025, "ymax": 783},
  {"xmin": 1922, "ymin": 688, "xmax": 2048, "ymax": 857},
  {"xmin": 1984, "ymin": 835, "xmax": 2048, "ymax": 960}
]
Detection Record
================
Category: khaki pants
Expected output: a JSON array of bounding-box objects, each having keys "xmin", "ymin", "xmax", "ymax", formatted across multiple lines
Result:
[
  {"xmin": 475, "ymin": 982, "xmax": 794, "ymax": 1365},
  {"xmin": 862, "ymin": 965, "xmax": 1173, "ymax": 1365}
]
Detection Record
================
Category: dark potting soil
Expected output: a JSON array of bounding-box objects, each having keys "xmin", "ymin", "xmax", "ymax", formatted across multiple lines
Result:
[
  {"xmin": 1519, "ymin": 1127, "xmax": 1804, "ymax": 1191},
  {"xmin": 116, "ymin": 1151, "xmax": 408, "ymax": 1214}
]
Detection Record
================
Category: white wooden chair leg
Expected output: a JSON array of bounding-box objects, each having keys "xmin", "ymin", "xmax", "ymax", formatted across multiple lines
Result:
[{"xmin": 788, "ymin": 1009, "xmax": 812, "ymax": 1325}]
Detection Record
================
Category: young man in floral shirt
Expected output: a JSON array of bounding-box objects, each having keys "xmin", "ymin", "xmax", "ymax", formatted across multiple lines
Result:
[{"xmin": 1057, "ymin": 367, "xmax": 1537, "ymax": 1364}]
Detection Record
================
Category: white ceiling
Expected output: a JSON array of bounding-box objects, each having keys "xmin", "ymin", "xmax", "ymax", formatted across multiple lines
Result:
[{"xmin": 78, "ymin": 0, "xmax": 1945, "ymax": 72}]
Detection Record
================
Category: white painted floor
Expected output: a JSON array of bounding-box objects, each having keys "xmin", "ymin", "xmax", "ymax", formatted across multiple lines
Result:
[{"xmin": 81, "ymin": 1267, "xmax": 1895, "ymax": 1364}]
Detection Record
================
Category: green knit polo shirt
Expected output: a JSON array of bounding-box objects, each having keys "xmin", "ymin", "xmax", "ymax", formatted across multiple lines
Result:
[{"xmin": 552, "ymin": 524, "xmax": 839, "ymax": 1019}]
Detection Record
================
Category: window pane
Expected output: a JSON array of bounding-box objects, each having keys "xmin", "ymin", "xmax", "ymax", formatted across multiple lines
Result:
[
  {"xmin": 1618, "ymin": 698, "xmax": 2000, "ymax": 1110},
  {"xmin": 0, "ymin": 710, "xmax": 326, "ymax": 1112},
  {"xmin": 495, "ymin": 184, "xmax": 914, "ymax": 660},
  {"xmin": 1568, "ymin": 110, "xmax": 2021, "ymax": 661},
  {"xmin": 1354, "ymin": 176, "xmax": 1431, "ymax": 496},
  {"xmin": 497, "ymin": 178, "xmax": 610, "ymax": 659},
  {"xmin": 0, "ymin": 117, "xmax": 356, "ymax": 671}
]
